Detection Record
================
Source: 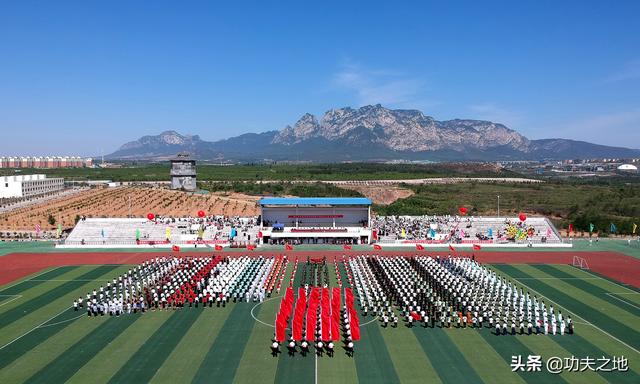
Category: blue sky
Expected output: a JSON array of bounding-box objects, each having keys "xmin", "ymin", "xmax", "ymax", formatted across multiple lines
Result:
[{"xmin": 0, "ymin": 0, "xmax": 638, "ymax": 156}]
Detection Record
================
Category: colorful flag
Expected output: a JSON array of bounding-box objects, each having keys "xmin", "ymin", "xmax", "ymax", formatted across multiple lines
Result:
[
  {"xmin": 343, "ymin": 244, "xmax": 352, "ymax": 251},
  {"xmin": 610, "ymin": 223, "xmax": 617, "ymax": 233},
  {"xmin": 57, "ymin": 223, "xmax": 62, "ymax": 238},
  {"xmin": 416, "ymin": 244, "xmax": 424, "ymax": 251},
  {"xmin": 214, "ymin": 244, "xmax": 223, "ymax": 251},
  {"xmin": 172, "ymin": 245, "xmax": 180, "ymax": 252},
  {"xmin": 285, "ymin": 243, "xmax": 294, "ymax": 251},
  {"xmin": 372, "ymin": 229, "xmax": 378, "ymax": 241},
  {"xmin": 569, "ymin": 223, "xmax": 574, "ymax": 233},
  {"xmin": 589, "ymin": 223, "xmax": 595, "ymax": 233},
  {"xmin": 633, "ymin": 223, "xmax": 637, "ymax": 234},
  {"xmin": 101, "ymin": 228, "xmax": 105, "ymax": 238},
  {"xmin": 373, "ymin": 244, "xmax": 382, "ymax": 251},
  {"xmin": 488, "ymin": 228, "xmax": 493, "ymax": 237},
  {"xmin": 135, "ymin": 228, "xmax": 140, "ymax": 240},
  {"xmin": 401, "ymin": 228, "xmax": 406, "ymax": 238},
  {"xmin": 473, "ymin": 244, "xmax": 481, "ymax": 251},
  {"xmin": 165, "ymin": 227, "xmax": 171, "ymax": 240}
]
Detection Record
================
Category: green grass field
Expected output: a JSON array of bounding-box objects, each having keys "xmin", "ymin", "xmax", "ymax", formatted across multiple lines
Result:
[{"xmin": 0, "ymin": 260, "xmax": 638, "ymax": 384}]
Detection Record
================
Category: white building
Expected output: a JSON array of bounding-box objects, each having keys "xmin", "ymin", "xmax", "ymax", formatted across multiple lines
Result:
[{"xmin": 0, "ymin": 174, "xmax": 65, "ymax": 198}]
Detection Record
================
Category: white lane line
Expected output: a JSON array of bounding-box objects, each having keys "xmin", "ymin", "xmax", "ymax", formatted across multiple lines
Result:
[
  {"xmin": 516, "ymin": 277, "xmax": 600, "ymax": 280},
  {"xmin": 0, "ymin": 295, "xmax": 22, "ymax": 307},
  {"xmin": 605, "ymin": 293, "xmax": 640, "ymax": 310},
  {"xmin": 611, "ymin": 292, "xmax": 640, "ymax": 295},
  {"xmin": 566, "ymin": 268, "xmax": 640, "ymax": 294},
  {"xmin": 38, "ymin": 313, "xmax": 85, "ymax": 328},
  {"xmin": 315, "ymin": 345, "xmax": 318, "ymax": 384},
  {"xmin": 251, "ymin": 295, "xmax": 281, "ymax": 328},
  {"xmin": 28, "ymin": 279, "xmax": 111, "ymax": 282},
  {"xmin": 0, "ymin": 267, "xmax": 61, "ymax": 292},
  {"xmin": 511, "ymin": 277, "xmax": 639, "ymax": 355},
  {"xmin": 0, "ymin": 306, "xmax": 71, "ymax": 351}
]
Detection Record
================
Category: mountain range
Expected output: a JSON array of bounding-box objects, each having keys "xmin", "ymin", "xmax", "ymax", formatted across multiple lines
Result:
[{"xmin": 107, "ymin": 105, "xmax": 640, "ymax": 162}]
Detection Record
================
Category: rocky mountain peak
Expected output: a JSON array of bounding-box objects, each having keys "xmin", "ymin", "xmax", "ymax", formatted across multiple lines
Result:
[{"xmin": 107, "ymin": 104, "xmax": 640, "ymax": 161}]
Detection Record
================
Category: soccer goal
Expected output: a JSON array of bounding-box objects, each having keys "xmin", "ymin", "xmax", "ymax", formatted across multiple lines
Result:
[{"xmin": 572, "ymin": 255, "xmax": 590, "ymax": 270}]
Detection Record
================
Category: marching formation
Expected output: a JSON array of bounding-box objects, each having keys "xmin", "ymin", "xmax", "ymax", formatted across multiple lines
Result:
[
  {"xmin": 346, "ymin": 255, "xmax": 574, "ymax": 335},
  {"xmin": 76, "ymin": 255, "xmax": 289, "ymax": 316},
  {"xmin": 76, "ymin": 253, "xmax": 575, "ymax": 360}
]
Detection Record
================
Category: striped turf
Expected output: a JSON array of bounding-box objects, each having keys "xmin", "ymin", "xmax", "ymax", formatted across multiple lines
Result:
[
  {"xmin": 411, "ymin": 325, "xmax": 483, "ymax": 383},
  {"xmin": 67, "ymin": 311, "xmax": 171, "ymax": 383},
  {"xmin": 377, "ymin": 321, "xmax": 442, "ymax": 384},
  {"xmin": 107, "ymin": 308, "xmax": 203, "ymax": 384},
  {"xmin": 445, "ymin": 327, "xmax": 525, "ymax": 384},
  {"xmin": 492, "ymin": 264, "xmax": 640, "ymax": 352},
  {"xmin": 0, "ymin": 266, "xmax": 129, "ymax": 370},
  {"xmin": 2, "ymin": 260, "xmax": 638, "ymax": 383},
  {"xmin": 491, "ymin": 264, "xmax": 640, "ymax": 378},
  {"xmin": 530, "ymin": 265, "xmax": 640, "ymax": 318},
  {"xmin": 0, "ymin": 313, "xmax": 108, "ymax": 383},
  {"xmin": 0, "ymin": 265, "xmax": 119, "ymax": 328},
  {"xmin": 192, "ymin": 303, "xmax": 259, "ymax": 383},
  {"xmin": 0, "ymin": 266, "xmax": 97, "ymax": 318},
  {"xmin": 24, "ymin": 315, "xmax": 141, "ymax": 384},
  {"xmin": 149, "ymin": 306, "xmax": 234, "ymax": 383},
  {"xmin": 0, "ymin": 267, "xmax": 73, "ymax": 295},
  {"xmin": 0, "ymin": 265, "xmax": 131, "ymax": 383}
]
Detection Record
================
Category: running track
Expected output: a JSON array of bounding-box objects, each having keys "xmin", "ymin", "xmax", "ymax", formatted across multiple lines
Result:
[{"xmin": 1, "ymin": 250, "xmax": 639, "ymax": 288}]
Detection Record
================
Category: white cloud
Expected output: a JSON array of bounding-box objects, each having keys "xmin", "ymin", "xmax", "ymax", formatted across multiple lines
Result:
[
  {"xmin": 604, "ymin": 59, "xmax": 640, "ymax": 83},
  {"xmin": 467, "ymin": 103, "xmax": 523, "ymax": 127},
  {"xmin": 331, "ymin": 62, "xmax": 434, "ymax": 109}
]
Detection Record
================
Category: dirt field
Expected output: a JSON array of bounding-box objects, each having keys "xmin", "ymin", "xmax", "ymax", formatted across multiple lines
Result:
[
  {"xmin": 0, "ymin": 187, "xmax": 260, "ymax": 231},
  {"xmin": 338, "ymin": 184, "xmax": 414, "ymax": 205}
]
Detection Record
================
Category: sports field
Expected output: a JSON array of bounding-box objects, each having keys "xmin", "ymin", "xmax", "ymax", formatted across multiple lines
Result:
[{"xmin": 0, "ymin": 248, "xmax": 638, "ymax": 384}]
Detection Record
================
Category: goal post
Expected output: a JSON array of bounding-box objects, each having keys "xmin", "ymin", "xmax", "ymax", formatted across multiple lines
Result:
[{"xmin": 572, "ymin": 255, "xmax": 589, "ymax": 270}]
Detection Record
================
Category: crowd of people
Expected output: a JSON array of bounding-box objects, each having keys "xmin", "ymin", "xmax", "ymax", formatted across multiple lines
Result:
[
  {"xmin": 371, "ymin": 215, "xmax": 461, "ymax": 240},
  {"xmin": 76, "ymin": 255, "xmax": 287, "ymax": 316},
  {"xmin": 346, "ymin": 254, "xmax": 573, "ymax": 335},
  {"xmin": 77, "ymin": 252, "xmax": 574, "ymax": 360}
]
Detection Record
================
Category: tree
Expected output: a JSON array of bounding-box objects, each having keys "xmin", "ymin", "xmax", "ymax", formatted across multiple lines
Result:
[{"xmin": 48, "ymin": 214, "xmax": 56, "ymax": 226}]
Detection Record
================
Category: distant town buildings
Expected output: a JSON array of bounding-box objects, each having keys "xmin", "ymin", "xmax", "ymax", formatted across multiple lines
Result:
[
  {"xmin": 0, "ymin": 156, "xmax": 93, "ymax": 168},
  {"xmin": 0, "ymin": 174, "xmax": 65, "ymax": 198}
]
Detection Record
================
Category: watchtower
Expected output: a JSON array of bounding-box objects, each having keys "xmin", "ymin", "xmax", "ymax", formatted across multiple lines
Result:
[{"xmin": 170, "ymin": 153, "xmax": 196, "ymax": 191}]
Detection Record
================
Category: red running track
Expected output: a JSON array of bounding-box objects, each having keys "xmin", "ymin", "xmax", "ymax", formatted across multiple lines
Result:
[{"xmin": 1, "ymin": 250, "xmax": 639, "ymax": 288}]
